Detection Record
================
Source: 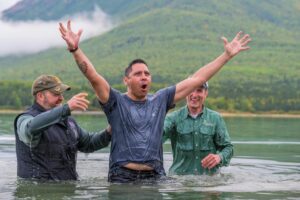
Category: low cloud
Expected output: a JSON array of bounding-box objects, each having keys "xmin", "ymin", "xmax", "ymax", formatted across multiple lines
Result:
[
  {"xmin": 0, "ymin": 5, "xmax": 114, "ymax": 57},
  {"xmin": 0, "ymin": 0, "xmax": 19, "ymax": 12}
]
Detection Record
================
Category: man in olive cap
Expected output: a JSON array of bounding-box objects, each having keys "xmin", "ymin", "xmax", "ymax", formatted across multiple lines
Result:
[
  {"xmin": 14, "ymin": 75, "xmax": 111, "ymax": 180},
  {"xmin": 163, "ymin": 82, "xmax": 233, "ymax": 175}
]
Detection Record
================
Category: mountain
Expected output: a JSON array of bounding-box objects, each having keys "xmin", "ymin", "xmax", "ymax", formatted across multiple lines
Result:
[
  {"xmin": 0, "ymin": 0, "xmax": 300, "ymax": 112},
  {"xmin": 2, "ymin": 0, "xmax": 169, "ymax": 21}
]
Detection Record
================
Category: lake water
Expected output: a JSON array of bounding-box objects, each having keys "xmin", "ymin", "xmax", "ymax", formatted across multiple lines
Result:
[{"xmin": 0, "ymin": 113, "xmax": 299, "ymax": 199}]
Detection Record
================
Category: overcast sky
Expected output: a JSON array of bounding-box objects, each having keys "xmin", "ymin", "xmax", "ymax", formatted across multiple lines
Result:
[{"xmin": 0, "ymin": 0, "xmax": 114, "ymax": 57}]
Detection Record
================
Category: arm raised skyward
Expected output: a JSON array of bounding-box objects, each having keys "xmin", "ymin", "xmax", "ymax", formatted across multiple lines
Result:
[
  {"xmin": 174, "ymin": 31, "xmax": 251, "ymax": 103},
  {"xmin": 59, "ymin": 20, "xmax": 110, "ymax": 104}
]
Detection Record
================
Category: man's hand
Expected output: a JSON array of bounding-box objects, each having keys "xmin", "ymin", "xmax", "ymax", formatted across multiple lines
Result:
[
  {"xmin": 106, "ymin": 125, "xmax": 112, "ymax": 135},
  {"xmin": 59, "ymin": 20, "xmax": 82, "ymax": 51},
  {"xmin": 222, "ymin": 31, "xmax": 251, "ymax": 58},
  {"xmin": 201, "ymin": 153, "xmax": 221, "ymax": 169},
  {"xmin": 67, "ymin": 93, "xmax": 90, "ymax": 111}
]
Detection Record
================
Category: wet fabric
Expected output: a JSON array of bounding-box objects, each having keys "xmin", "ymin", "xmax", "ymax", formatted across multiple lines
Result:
[
  {"xmin": 163, "ymin": 106, "xmax": 233, "ymax": 175},
  {"xmin": 14, "ymin": 102, "xmax": 111, "ymax": 180},
  {"xmin": 100, "ymin": 86, "xmax": 176, "ymax": 179},
  {"xmin": 108, "ymin": 166, "xmax": 163, "ymax": 183}
]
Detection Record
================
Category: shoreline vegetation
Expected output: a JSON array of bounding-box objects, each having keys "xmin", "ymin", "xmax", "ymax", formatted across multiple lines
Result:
[{"xmin": 1, "ymin": 109, "xmax": 300, "ymax": 118}]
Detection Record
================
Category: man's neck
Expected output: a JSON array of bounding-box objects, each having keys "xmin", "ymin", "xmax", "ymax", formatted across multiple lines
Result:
[
  {"xmin": 125, "ymin": 92, "xmax": 147, "ymax": 102},
  {"xmin": 35, "ymin": 100, "xmax": 50, "ymax": 110},
  {"xmin": 188, "ymin": 106, "xmax": 203, "ymax": 116}
]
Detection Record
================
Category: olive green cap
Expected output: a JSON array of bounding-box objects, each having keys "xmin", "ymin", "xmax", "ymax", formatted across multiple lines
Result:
[{"xmin": 32, "ymin": 75, "xmax": 71, "ymax": 96}]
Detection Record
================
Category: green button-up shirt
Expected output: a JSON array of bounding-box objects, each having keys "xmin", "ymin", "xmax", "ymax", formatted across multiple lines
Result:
[{"xmin": 163, "ymin": 106, "xmax": 233, "ymax": 175}]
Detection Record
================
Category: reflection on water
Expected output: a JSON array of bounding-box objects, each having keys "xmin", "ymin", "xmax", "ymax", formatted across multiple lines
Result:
[
  {"xmin": 1, "ymin": 151, "xmax": 300, "ymax": 199},
  {"xmin": 14, "ymin": 180, "xmax": 78, "ymax": 199},
  {"xmin": 108, "ymin": 184, "xmax": 163, "ymax": 200}
]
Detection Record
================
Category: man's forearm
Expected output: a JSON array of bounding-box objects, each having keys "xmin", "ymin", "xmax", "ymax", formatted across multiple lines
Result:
[
  {"xmin": 92, "ymin": 129, "xmax": 111, "ymax": 150},
  {"xmin": 191, "ymin": 52, "xmax": 231, "ymax": 82},
  {"xmin": 78, "ymin": 128, "xmax": 111, "ymax": 152},
  {"xmin": 174, "ymin": 52, "xmax": 232, "ymax": 102},
  {"xmin": 71, "ymin": 48, "xmax": 110, "ymax": 103},
  {"xmin": 72, "ymin": 48, "xmax": 98, "ymax": 80},
  {"xmin": 219, "ymin": 144, "xmax": 234, "ymax": 166}
]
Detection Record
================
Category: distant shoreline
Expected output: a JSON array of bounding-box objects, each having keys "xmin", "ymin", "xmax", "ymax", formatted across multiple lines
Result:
[
  {"xmin": 0, "ymin": 110, "xmax": 106, "ymax": 116},
  {"xmin": 220, "ymin": 112, "xmax": 300, "ymax": 118},
  {"xmin": 1, "ymin": 110, "xmax": 300, "ymax": 118}
]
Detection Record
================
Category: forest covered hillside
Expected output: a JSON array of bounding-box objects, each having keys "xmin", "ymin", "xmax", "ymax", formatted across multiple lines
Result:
[{"xmin": 0, "ymin": 0, "xmax": 299, "ymax": 112}]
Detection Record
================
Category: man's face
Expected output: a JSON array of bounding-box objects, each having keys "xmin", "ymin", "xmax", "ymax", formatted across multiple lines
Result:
[
  {"xmin": 38, "ymin": 90, "xmax": 64, "ymax": 110},
  {"xmin": 186, "ymin": 86, "xmax": 208, "ymax": 110},
  {"xmin": 124, "ymin": 63, "xmax": 152, "ymax": 100}
]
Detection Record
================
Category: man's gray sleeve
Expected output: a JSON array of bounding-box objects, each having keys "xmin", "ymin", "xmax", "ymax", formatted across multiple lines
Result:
[
  {"xmin": 77, "ymin": 127, "xmax": 111, "ymax": 153},
  {"xmin": 16, "ymin": 104, "xmax": 71, "ymax": 147}
]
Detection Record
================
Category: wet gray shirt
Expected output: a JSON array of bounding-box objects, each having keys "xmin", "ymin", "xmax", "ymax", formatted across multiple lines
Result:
[{"xmin": 101, "ymin": 86, "xmax": 176, "ymax": 173}]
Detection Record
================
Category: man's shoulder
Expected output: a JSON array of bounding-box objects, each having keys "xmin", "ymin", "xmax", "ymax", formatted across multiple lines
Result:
[
  {"xmin": 155, "ymin": 85, "xmax": 176, "ymax": 95},
  {"xmin": 204, "ymin": 107, "xmax": 221, "ymax": 117},
  {"xmin": 15, "ymin": 113, "xmax": 32, "ymax": 124},
  {"xmin": 110, "ymin": 87, "xmax": 122, "ymax": 96},
  {"xmin": 102, "ymin": 87, "xmax": 124, "ymax": 105},
  {"xmin": 15, "ymin": 106, "xmax": 34, "ymax": 123},
  {"xmin": 148, "ymin": 85, "xmax": 176, "ymax": 101},
  {"xmin": 167, "ymin": 106, "xmax": 186, "ymax": 118}
]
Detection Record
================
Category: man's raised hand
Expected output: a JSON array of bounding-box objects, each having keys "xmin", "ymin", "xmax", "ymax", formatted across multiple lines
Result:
[
  {"xmin": 222, "ymin": 31, "xmax": 251, "ymax": 58},
  {"xmin": 59, "ymin": 20, "xmax": 83, "ymax": 51}
]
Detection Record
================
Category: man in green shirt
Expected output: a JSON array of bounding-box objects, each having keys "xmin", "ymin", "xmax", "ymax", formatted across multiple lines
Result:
[
  {"xmin": 14, "ymin": 75, "xmax": 111, "ymax": 180},
  {"xmin": 163, "ymin": 82, "xmax": 233, "ymax": 175}
]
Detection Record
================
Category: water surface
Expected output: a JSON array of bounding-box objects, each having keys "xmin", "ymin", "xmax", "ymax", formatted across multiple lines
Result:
[{"xmin": 0, "ymin": 114, "xmax": 299, "ymax": 199}]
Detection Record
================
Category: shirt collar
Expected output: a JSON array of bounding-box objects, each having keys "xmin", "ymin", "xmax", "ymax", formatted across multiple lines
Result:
[
  {"xmin": 32, "ymin": 101, "xmax": 47, "ymax": 112},
  {"xmin": 183, "ymin": 105, "xmax": 206, "ymax": 119}
]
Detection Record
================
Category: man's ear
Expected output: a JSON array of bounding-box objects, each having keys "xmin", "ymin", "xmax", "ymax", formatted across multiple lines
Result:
[
  {"xmin": 35, "ymin": 91, "xmax": 44, "ymax": 102},
  {"xmin": 205, "ymin": 90, "xmax": 209, "ymax": 97},
  {"xmin": 36, "ymin": 92, "xmax": 43, "ymax": 99},
  {"xmin": 123, "ymin": 76, "xmax": 128, "ymax": 86}
]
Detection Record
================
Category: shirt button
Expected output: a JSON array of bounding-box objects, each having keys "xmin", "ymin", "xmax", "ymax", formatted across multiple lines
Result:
[
  {"xmin": 196, "ymin": 156, "xmax": 199, "ymax": 159},
  {"xmin": 196, "ymin": 144, "xmax": 198, "ymax": 147}
]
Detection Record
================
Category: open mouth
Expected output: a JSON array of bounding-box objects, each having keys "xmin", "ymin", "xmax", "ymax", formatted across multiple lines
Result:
[
  {"xmin": 56, "ymin": 100, "xmax": 63, "ymax": 105},
  {"xmin": 141, "ymin": 84, "xmax": 147, "ymax": 90}
]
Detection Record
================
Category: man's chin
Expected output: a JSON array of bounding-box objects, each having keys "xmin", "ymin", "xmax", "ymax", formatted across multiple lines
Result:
[
  {"xmin": 189, "ymin": 103, "xmax": 200, "ymax": 108},
  {"xmin": 140, "ymin": 89, "xmax": 149, "ymax": 97},
  {"xmin": 136, "ymin": 93, "xmax": 147, "ymax": 100}
]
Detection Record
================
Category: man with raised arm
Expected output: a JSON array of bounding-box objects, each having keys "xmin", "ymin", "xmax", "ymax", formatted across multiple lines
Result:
[{"xmin": 59, "ymin": 20, "xmax": 251, "ymax": 183}]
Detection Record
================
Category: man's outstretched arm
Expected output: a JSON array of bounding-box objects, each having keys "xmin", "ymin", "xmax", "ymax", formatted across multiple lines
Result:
[
  {"xmin": 174, "ymin": 31, "xmax": 251, "ymax": 103},
  {"xmin": 59, "ymin": 20, "xmax": 110, "ymax": 104}
]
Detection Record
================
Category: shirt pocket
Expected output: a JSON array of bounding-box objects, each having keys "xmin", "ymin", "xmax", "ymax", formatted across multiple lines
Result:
[
  {"xmin": 177, "ymin": 131, "xmax": 194, "ymax": 151},
  {"xmin": 198, "ymin": 125, "xmax": 214, "ymax": 151}
]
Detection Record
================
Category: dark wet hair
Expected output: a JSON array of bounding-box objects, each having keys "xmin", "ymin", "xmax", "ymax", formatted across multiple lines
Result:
[{"xmin": 124, "ymin": 58, "xmax": 148, "ymax": 77}]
